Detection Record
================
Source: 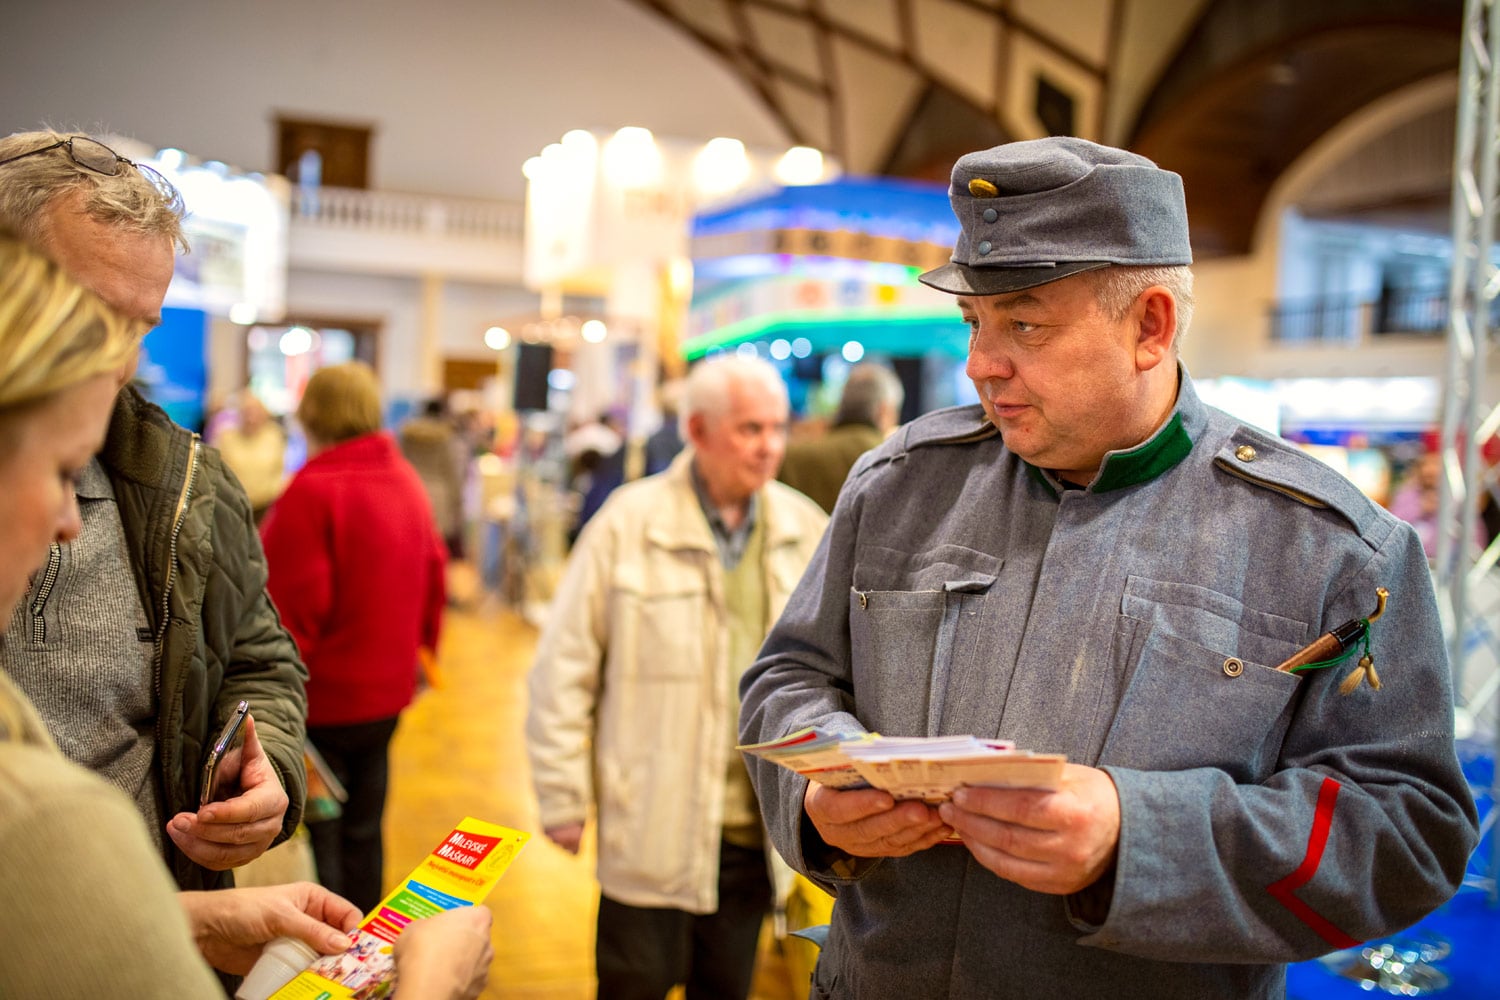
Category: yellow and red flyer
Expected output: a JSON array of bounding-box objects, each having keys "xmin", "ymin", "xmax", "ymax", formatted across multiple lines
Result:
[{"xmin": 270, "ymin": 817, "xmax": 529, "ymax": 1000}]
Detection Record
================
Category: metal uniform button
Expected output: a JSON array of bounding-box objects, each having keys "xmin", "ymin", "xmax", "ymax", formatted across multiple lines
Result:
[
  {"xmin": 1235, "ymin": 445, "xmax": 1257, "ymax": 462},
  {"xmin": 1223, "ymin": 657, "xmax": 1244, "ymax": 677},
  {"xmin": 977, "ymin": 240, "xmax": 992, "ymax": 255},
  {"xmin": 983, "ymin": 208, "xmax": 998, "ymax": 223}
]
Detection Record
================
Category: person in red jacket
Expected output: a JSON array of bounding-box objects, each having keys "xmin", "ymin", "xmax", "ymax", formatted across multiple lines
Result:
[{"xmin": 261, "ymin": 362, "xmax": 446, "ymax": 913}]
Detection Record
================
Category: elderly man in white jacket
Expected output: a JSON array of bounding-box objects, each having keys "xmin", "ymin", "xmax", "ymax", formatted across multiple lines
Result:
[{"xmin": 526, "ymin": 355, "xmax": 828, "ymax": 1000}]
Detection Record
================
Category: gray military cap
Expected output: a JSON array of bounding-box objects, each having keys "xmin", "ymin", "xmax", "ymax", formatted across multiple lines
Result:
[{"xmin": 919, "ymin": 136, "xmax": 1192, "ymax": 296}]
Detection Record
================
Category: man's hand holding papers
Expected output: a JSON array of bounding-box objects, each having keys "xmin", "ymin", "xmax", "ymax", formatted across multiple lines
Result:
[
  {"xmin": 937, "ymin": 764, "xmax": 1121, "ymax": 896},
  {"xmin": 742, "ymin": 730, "xmax": 1117, "ymax": 894}
]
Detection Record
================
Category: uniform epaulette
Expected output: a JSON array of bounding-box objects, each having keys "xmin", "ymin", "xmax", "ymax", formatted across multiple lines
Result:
[
  {"xmin": 896, "ymin": 404, "xmax": 999, "ymax": 452},
  {"xmin": 1212, "ymin": 424, "xmax": 1380, "ymax": 536}
]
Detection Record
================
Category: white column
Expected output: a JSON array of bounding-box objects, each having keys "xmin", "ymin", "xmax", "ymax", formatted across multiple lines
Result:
[{"xmin": 419, "ymin": 272, "xmax": 445, "ymax": 395}]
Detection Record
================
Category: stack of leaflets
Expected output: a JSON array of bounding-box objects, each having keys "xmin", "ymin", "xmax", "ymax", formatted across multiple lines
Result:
[
  {"xmin": 736, "ymin": 727, "xmax": 876, "ymax": 790},
  {"xmin": 740, "ymin": 728, "xmax": 1066, "ymax": 803}
]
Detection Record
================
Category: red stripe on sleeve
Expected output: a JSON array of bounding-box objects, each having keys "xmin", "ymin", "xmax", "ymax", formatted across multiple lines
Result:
[{"xmin": 1266, "ymin": 776, "xmax": 1362, "ymax": 949}]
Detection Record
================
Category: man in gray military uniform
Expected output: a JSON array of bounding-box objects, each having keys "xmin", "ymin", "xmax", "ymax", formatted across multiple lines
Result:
[{"xmin": 739, "ymin": 137, "xmax": 1479, "ymax": 999}]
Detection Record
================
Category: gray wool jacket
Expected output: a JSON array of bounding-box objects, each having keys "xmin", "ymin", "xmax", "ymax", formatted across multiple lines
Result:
[{"xmin": 740, "ymin": 371, "xmax": 1478, "ymax": 1000}]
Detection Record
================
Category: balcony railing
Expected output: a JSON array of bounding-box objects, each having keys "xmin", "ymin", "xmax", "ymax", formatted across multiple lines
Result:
[
  {"xmin": 285, "ymin": 185, "xmax": 526, "ymax": 281},
  {"xmin": 1270, "ymin": 295, "xmax": 1366, "ymax": 344},
  {"xmin": 289, "ymin": 185, "xmax": 525, "ymax": 242},
  {"xmin": 1269, "ymin": 287, "xmax": 1496, "ymax": 343}
]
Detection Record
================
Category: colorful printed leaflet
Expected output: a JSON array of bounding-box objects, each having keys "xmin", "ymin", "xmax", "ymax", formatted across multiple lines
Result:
[
  {"xmin": 740, "ymin": 728, "xmax": 1066, "ymax": 803},
  {"xmin": 270, "ymin": 817, "xmax": 529, "ymax": 1000}
]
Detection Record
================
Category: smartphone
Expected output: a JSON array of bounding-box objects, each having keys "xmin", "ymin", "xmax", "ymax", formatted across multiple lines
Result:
[{"xmin": 200, "ymin": 699, "xmax": 251, "ymax": 807}]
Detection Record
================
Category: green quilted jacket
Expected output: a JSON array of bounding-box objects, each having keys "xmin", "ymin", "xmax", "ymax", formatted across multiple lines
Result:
[{"xmin": 104, "ymin": 386, "xmax": 308, "ymax": 892}]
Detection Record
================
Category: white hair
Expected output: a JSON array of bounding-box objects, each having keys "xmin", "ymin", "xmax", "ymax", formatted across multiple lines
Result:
[
  {"xmin": 679, "ymin": 354, "xmax": 788, "ymax": 438},
  {"xmin": 1085, "ymin": 264, "xmax": 1195, "ymax": 345}
]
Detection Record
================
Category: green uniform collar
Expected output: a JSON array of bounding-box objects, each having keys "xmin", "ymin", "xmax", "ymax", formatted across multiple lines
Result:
[
  {"xmin": 1028, "ymin": 367, "xmax": 1199, "ymax": 496},
  {"xmin": 1091, "ymin": 412, "xmax": 1192, "ymax": 491}
]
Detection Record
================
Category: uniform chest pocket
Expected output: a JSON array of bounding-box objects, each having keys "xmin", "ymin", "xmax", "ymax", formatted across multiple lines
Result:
[
  {"xmin": 849, "ymin": 544, "xmax": 1002, "ymax": 733},
  {"xmin": 1098, "ymin": 577, "xmax": 1310, "ymax": 782},
  {"xmin": 610, "ymin": 559, "xmax": 710, "ymax": 681}
]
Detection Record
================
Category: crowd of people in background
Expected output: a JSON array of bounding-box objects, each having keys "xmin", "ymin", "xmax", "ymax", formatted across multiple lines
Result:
[
  {"xmin": 198, "ymin": 362, "xmax": 1500, "ymax": 584},
  {"xmin": 205, "ymin": 372, "xmax": 1500, "ymax": 581}
]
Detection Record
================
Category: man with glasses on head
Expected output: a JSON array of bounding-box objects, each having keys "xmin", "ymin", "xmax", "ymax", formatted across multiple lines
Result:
[{"xmin": 0, "ymin": 129, "xmax": 308, "ymax": 894}]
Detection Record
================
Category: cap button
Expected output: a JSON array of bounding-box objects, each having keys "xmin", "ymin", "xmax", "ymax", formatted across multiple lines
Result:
[
  {"xmin": 982, "ymin": 208, "xmax": 998, "ymax": 223},
  {"xmin": 1235, "ymin": 445, "xmax": 1257, "ymax": 462},
  {"xmin": 968, "ymin": 178, "xmax": 999, "ymax": 198},
  {"xmin": 977, "ymin": 240, "xmax": 992, "ymax": 255}
]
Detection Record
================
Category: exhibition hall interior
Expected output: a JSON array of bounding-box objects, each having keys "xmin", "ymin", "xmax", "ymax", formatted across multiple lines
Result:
[{"xmin": 4, "ymin": 0, "xmax": 1499, "ymax": 997}]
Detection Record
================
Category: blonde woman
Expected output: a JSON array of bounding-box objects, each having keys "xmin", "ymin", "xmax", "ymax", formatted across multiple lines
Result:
[{"xmin": 0, "ymin": 234, "xmax": 491, "ymax": 999}]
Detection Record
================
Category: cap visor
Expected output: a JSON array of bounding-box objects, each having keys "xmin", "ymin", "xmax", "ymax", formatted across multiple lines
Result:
[{"xmin": 918, "ymin": 260, "xmax": 1111, "ymax": 296}]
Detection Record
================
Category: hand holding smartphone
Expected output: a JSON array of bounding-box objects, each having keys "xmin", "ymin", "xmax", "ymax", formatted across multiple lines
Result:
[{"xmin": 201, "ymin": 700, "xmax": 251, "ymax": 807}]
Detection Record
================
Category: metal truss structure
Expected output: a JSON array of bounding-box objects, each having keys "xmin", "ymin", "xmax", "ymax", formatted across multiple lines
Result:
[{"xmin": 1439, "ymin": 0, "xmax": 1500, "ymax": 903}]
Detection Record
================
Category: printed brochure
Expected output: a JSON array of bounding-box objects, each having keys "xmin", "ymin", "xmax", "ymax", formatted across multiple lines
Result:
[{"xmin": 269, "ymin": 817, "xmax": 529, "ymax": 999}]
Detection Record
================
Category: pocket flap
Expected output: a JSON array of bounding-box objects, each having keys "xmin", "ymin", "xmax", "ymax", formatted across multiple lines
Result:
[{"xmin": 1121, "ymin": 575, "xmax": 1310, "ymax": 661}]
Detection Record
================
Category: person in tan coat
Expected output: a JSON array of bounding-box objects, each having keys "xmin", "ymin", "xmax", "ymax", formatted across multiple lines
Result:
[
  {"xmin": 526, "ymin": 355, "xmax": 828, "ymax": 1000},
  {"xmin": 214, "ymin": 391, "xmax": 287, "ymax": 523}
]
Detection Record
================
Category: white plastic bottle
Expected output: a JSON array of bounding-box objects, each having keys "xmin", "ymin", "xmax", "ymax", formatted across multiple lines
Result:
[{"xmin": 234, "ymin": 935, "xmax": 320, "ymax": 1000}]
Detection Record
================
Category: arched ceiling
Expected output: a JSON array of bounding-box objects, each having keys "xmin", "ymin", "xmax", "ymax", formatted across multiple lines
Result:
[
  {"xmin": 624, "ymin": 0, "xmax": 1155, "ymax": 181},
  {"xmin": 1131, "ymin": 0, "xmax": 1463, "ymax": 255},
  {"xmin": 626, "ymin": 0, "xmax": 1463, "ymax": 257}
]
